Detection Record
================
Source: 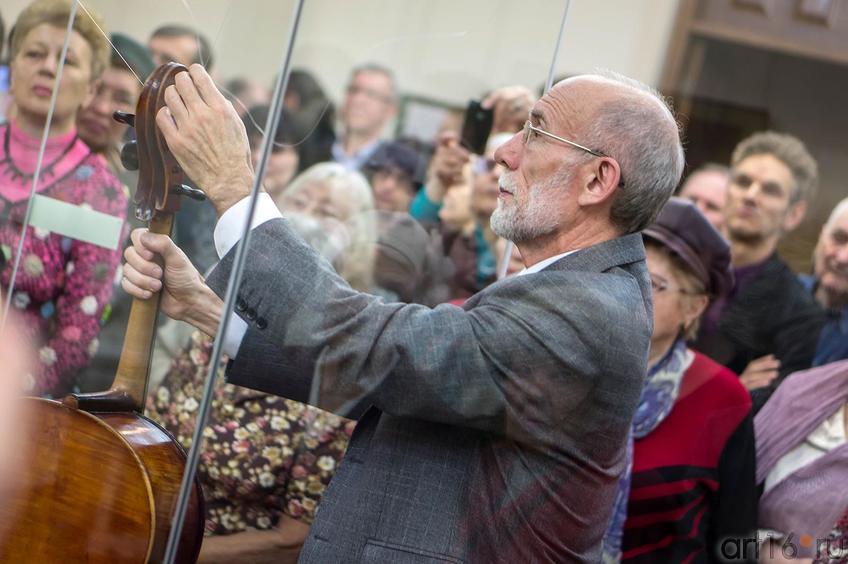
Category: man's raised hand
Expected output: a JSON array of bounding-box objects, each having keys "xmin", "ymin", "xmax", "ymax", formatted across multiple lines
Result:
[{"xmin": 157, "ymin": 64, "xmax": 255, "ymax": 216}]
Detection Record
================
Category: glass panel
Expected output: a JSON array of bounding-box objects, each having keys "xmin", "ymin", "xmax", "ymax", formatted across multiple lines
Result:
[
  {"xmin": 174, "ymin": 0, "xmax": 571, "ymax": 559},
  {"xmin": 58, "ymin": 0, "xmax": 295, "ymax": 405},
  {"xmin": 0, "ymin": 0, "xmax": 294, "ymax": 561},
  {"xmin": 179, "ymin": 0, "xmax": 569, "ymax": 557}
]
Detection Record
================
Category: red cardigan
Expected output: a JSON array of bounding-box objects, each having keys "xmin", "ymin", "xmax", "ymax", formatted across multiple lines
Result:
[{"xmin": 622, "ymin": 351, "xmax": 756, "ymax": 563}]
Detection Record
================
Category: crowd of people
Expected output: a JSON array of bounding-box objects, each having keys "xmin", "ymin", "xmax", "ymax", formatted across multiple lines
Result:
[{"xmin": 0, "ymin": 0, "xmax": 846, "ymax": 562}]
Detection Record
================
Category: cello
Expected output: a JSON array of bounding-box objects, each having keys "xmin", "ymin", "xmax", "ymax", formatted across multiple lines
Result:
[{"xmin": 0, "ymin": 63, "xmax": 204, "ymax": 563}]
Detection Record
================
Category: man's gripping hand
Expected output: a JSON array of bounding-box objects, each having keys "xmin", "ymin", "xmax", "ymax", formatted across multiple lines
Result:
[
  {"xmin": 122, "ymin": 228, "xmax": 223, "ymax": 336},
  {"xmin": 156, "ymin": 64, "xmax": 255, "ymax": 216}
]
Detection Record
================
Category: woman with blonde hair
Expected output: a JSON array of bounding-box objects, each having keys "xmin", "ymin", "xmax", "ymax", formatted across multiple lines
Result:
[{"xmin": 1, "ymin": 0, "xmax": 126, "ymax": 396}]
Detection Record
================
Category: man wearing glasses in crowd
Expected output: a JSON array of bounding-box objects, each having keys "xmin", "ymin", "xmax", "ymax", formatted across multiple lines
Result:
[
  {"xmin": 332, "ymin": 63, "xmax": 398, "ymax": 171},
  {"xmin": 123, "ymin": 66, "xmax": 684, "ymax": 562}
]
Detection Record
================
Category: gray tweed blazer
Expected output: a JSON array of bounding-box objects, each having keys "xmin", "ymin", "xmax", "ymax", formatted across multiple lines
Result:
[{"xmin": 206, "ymin": 218, "xmax": 653, "ymax": 563}]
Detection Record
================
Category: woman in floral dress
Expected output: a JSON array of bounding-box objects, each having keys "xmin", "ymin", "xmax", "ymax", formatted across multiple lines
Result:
[
  {"xmin": 1, "ymin": 1, "xmax": 126, "ymax": 397},
  {"xmin": 149, "ymin": 163, "xmax": 376, "ymax": 563}
]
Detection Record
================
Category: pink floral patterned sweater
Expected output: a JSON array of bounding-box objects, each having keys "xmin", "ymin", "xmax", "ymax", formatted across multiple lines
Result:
[{"xmin": 0, "ymin": 120, "xmax": 127, "ymax": 397}]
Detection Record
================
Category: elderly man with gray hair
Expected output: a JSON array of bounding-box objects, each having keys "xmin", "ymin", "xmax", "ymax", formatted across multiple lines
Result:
[
  {"xmin": 122, "ymin": 66, "xmax": 683, "ymax": 562},
  {"xmin": 800, "ymin": 197, "xmax": 848, "ymax": 366}
]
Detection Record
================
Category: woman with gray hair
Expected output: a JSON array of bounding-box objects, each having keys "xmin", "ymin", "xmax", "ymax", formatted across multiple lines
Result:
[
  {"xmin": 603, "ymin": 198, "xmax": 756, "ymax": 562},
  {"xmin": 275, "ymin": 162, "xmax": 376, "ymax": 291}
]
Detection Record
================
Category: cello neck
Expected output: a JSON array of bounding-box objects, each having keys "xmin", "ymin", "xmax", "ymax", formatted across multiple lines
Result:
[
  {"xmin": 64, "ymin": 214, "xmax": 173, "ymax": 414},
  {"xmin": 63, "ymin": 62, "xmax": 194, "ymax": 415},
  {"xmin": 111, "ymin": 214, "xmax": 174, "ymax": 411}
]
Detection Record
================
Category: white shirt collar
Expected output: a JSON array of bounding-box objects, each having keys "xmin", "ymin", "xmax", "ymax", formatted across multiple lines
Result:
[{"xmin": 516, "ymin": 249, "xmax": 579, "ymax": 276}]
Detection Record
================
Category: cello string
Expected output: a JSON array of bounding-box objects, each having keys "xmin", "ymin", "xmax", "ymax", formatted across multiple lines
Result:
[
  {"xmin": 497, "ymin": 0, "xmax": 572, "ymax": 280},
  {"xmin": 76, "ymin": 0, "xmax": 144, "ymax": 86},
  {"xmin": 161, "ymin": 0, "xmax": 308, "ymax": 560},
  {"xmin": 1, "ymin": 2, "xmax": 80, "ymax": 331}
]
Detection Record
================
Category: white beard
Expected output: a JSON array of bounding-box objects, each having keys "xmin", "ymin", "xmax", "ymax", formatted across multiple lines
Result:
[{"xmin": 490, "ymin": 169, "xmax": 570, "ymax": 243}]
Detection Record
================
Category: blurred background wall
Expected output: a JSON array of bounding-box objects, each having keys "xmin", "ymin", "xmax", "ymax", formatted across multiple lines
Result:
[{"xmin": 2, "ymin": 0, "xmax": 681, "ymax": 104}]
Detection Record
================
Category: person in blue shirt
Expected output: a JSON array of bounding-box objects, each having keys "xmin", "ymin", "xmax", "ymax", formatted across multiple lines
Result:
[{"xmin": 800, "ymin": 197, "xmax": 848, "ymax": 366}]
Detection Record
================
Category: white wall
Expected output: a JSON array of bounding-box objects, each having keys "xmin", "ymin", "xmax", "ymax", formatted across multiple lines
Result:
[{"xmin": 3, "ymin": 0, "xmax": 681, "ymax": 105}]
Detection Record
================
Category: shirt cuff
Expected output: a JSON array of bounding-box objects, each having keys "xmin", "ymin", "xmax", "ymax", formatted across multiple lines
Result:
[
  {"xmin": 222, "ymin": 312, "xmax": 248, "ymax": 358},
  {"xmin": 213, "ymin": 192, "xmax": 282, "ymax": 259}
]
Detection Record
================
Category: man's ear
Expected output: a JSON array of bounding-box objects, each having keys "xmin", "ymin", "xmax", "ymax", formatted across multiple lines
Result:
[
  {"xmin": 783, "ymin": 199, "xmax": 808, "ymax": 232},
  {"xmin": 577, "ymin": 157, "xmax": 621, "ymax": 207}
]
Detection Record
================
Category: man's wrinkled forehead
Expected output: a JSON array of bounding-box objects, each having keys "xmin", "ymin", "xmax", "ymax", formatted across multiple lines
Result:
[{"xmin": 531, "ymin": 79, "xmax": 598, "ymax": 132}]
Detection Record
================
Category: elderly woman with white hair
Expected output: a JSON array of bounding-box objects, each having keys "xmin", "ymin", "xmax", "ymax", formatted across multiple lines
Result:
[
  {"xmin": 799, "ymin": 196, "xmax": 848, "ymax": 366},
  {"xmin": 274, "ymin": 162, "xmax": 377, "ymax": 291},
  {"xmin": 148, "ymin": 162, "xmax": 377, "ymax": 563}
]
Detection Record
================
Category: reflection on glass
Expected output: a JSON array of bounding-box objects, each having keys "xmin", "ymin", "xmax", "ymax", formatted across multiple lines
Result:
[
  {"xmin": 155, "ymin": 1, "xmax": 571, "ymax": 561},
  {"xmin": 58, "ymin": 0, "xmax": 296, "ymax": 398}
]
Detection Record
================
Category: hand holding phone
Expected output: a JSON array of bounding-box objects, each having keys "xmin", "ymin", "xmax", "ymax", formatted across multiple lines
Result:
[{"xmin": 460, "ymin": 100, "xmax": 493, "ymax": 155}]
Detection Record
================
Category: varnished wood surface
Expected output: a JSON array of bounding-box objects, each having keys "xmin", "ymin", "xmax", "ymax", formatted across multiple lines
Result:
[
  {"xmin": 0, "ymin": 399, "xmax": 203, "ymax": 563},
  {"xmin": 0, "ymin": 399, "xmax": 154, "ymax": 562},
  {"xmin": 0, "ymin": 63, "xmax": 204, "ymax": 563},
  {"xmin": 99, "ymin": 412, "xmax": 204, "ymax": 563}
]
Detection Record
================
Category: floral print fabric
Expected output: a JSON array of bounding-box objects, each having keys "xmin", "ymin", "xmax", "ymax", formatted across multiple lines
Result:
[
  {"xmin": 0, "ymin": 122, "xmax": 127, "ymax": 397},
  {"xmin": 815, "ymin": 510, "xmax": 848, "ymax": 563},
  {"xmin": 148, "ymin": 330, "xmax": 354, "ymax": 534}
]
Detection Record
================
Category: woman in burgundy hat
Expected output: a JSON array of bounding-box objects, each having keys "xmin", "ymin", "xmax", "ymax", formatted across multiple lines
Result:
[{"xmin": 604, "ymin": 197, "xmax": 757, "ymax": 563}]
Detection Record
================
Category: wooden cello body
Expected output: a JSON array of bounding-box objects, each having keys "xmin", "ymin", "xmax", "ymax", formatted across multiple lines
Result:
[
  {"xmin": 0, "ymin": 63, "xmax": 204, "ymax": 563},
  {"xmin": 0, "ymin": 402, "xmax": 203, "ymax": 562}
]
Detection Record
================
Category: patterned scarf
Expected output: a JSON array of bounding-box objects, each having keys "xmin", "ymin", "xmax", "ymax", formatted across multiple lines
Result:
[{"xmin": 602, "ymin": 339, "xmax": 694, "ymax": 562}]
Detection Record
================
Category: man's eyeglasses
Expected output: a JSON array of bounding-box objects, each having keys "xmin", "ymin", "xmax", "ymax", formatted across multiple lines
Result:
[
  {"xmin": 522, "ymin": 120, "xmax": 625, "ymax": 187},
  {"xmin": 346, "ymin": 84, "xmax": 394, "ymax": 104},
  {"xmin": 522, "ymin": 120, "xmax": 605, "ymax": 157}
]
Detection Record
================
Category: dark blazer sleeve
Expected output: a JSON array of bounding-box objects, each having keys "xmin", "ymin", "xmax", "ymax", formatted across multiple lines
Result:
[
  {"xmin": 206, "ymin": 218, "xmax": 651, "ymax": 446},
  {"xmin": 770, "ymin": 283, "xmax": 824, "ymax": 380}
]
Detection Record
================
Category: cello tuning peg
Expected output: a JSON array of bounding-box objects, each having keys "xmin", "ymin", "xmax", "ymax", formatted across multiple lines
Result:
[
  {"xmin": 135, "ymin": 206, "xmax": 153, "ymax": 222},
  {"xmin": 120, "ymin": 140, "xmax": 139, "ymax": 171},
  {"xmin": 113, "ymin": 111, "xmax": 135, "ymax": 127},
  {"xmin": 172, "ymin": 184, "xmax": 207, "ymax": 201}
]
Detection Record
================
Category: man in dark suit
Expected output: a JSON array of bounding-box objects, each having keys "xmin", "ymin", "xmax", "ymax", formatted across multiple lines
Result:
[{"xmin": 123, "ymin": 65, "xmax": 684, "ymax": 562}]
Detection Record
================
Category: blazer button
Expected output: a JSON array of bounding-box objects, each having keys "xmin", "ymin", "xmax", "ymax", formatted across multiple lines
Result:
[
  {"xmin": 235, "ymin": 298, "xmax": 247, "ymax": 312},
  {"xmin": 245, "ymin": 308, "xmax": 257, "ymax": 321},
  {"xmin": 256, "ymin": 317, "xmax": 267, "ymax": 330}
]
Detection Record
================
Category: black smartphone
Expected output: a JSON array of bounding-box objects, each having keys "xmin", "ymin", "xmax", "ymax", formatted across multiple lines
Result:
[{"xmin": 460, "ymin": 100, "xmax": 493, "ymax": 155}]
